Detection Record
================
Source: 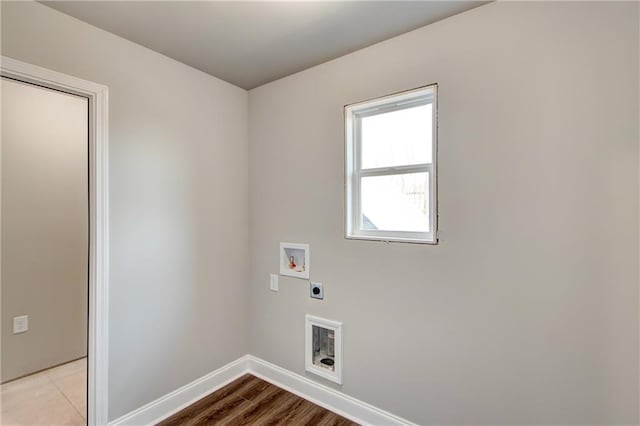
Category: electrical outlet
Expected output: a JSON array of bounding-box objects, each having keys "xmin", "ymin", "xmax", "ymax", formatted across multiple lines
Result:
[
  {"xmin": 13, "ymin": 315, "xmax": 28, "ymax": 334},
  {"xmin": 270, "ymin": 274, "xmax": 279, "ymax": 292},
  {"xmin": 310, "ymin": 282, "xmax": 323, "ymax": 300}
]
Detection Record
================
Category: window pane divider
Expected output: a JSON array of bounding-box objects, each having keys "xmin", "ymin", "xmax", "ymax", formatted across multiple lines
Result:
[{"xmin": 357, "ymin": 163, "xmax": 431, "ymax": 178}]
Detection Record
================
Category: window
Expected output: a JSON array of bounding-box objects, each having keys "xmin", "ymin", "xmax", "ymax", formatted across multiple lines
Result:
[{"xmin": 345, "ymin": 85, "xmax": 437, "ymax": 244}]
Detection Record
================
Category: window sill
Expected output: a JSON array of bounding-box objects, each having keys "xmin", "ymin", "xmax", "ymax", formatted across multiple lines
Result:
[{"xmin": 345, "ymin": 233, "xmax": 438, "ymax": 245}]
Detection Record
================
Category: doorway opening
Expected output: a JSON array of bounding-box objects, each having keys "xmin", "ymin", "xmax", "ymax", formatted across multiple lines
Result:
[
  {"xmin": 1, "ymin": 76, "xmax": 89, "ymax": 424},
  {"xmin": 0, "ymin": 57, "xmax": 109, "ymax": 426}
]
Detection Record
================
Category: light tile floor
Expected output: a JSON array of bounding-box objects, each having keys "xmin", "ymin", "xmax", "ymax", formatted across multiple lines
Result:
[{"xmin": 0, "ymin": 358, "xmax": 86, "ymax": 426}]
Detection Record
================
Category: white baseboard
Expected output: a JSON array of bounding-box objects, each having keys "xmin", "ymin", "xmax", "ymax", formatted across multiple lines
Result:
[
  {"xmin": 108, "ymin": 354, "xmax": 415, "ymax": 426},
  {"xmin": 245, "ymin": 355, "xmax": 414, "ymax": 426},
  {"xmin": 108, "ymin": 356, "xmax": 249, "ymax": 426}
]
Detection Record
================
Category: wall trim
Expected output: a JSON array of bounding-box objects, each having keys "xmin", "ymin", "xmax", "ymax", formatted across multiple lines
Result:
[
  {"xmin": 246, "ymin": 355, "xmax": 414, "ymax": 426},
  {"xmin": 109, "ymin": 355, "xmax": 415, "ymax": 426},
  {"xmin": 108, "ymin": 356, "xmax": 249, "ymax": 426},
  {"xmin": 1, "ymin": 56, "xmax": 110, "ymax": 426}
]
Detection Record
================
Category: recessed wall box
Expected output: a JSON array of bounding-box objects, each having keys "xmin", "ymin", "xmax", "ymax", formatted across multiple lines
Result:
[
  {"xmin": 305, "ymin": 314, "xmax": 342, "ymax": 384},
  {"xmin": 280, "ymin": 242, "xmax": 310, "ymax": 279}
]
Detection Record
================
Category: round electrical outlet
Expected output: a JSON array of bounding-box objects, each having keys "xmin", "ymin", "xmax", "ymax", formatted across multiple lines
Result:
[{"xmin": 310, "ymin": 282, "xmax": 323, "ymax": 299}]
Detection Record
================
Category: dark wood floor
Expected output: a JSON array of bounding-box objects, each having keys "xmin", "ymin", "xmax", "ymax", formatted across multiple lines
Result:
[{"xmin": 157, "ymin": 374, "xmax": 359, "ymax": 426}]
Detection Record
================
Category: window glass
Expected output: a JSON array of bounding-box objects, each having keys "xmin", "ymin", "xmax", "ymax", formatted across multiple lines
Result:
[
  {"xmin": 360, "ymin": 103, "xmax": 432, "ymax": 169},
  {"xmin": 361, "ymin": 172, "xmax": 429, "ymax": 233}
]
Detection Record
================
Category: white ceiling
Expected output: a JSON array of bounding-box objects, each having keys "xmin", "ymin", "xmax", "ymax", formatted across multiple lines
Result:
[{"xmin": 43, "ymin": 1, "xmax": 486, "ymax": 90}]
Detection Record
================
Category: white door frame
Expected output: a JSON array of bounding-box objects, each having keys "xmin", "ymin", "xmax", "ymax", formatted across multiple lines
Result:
[{"xmin": 1, "ymin": 56, "xmax": 109, "ymax": 426}]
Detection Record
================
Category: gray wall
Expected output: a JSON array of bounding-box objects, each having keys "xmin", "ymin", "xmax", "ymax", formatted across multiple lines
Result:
[
  {"xmin": 2, "ymin": 1, "xmax": 638, "ymax": 424},
  {"xmin": 248, "ymin": 2, "xmax": 639, "ymax": 424},
  {"xmin": 1, "ymin": 78, "xmax": 88, "ymax": 382},
  {"xmin": 1, "ymin": 1, "xmax": 249, "ymax": 420}
]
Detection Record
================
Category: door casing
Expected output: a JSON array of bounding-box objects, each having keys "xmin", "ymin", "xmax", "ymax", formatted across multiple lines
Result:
[{"xmin": 1, "ymin": 56, "xmax": 110, "ymax": 426}]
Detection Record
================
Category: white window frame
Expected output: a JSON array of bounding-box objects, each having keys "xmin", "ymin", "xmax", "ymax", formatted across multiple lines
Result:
[{"xmin": 345, "ymin": 84, "xmax": 438, "ymax": 244}]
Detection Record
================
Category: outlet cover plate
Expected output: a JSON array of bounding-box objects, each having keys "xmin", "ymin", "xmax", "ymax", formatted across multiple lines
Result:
[
  {"xmin": 13, "ymin": 315, "xmax": 28, "ymax": 334},
  {"xmin": 310, "ymin": 282, "xmax": 323, "ymax": 300},
  {"xmin": 270, "ymin": 274, "xmax": 279, "ymax": 292}
]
